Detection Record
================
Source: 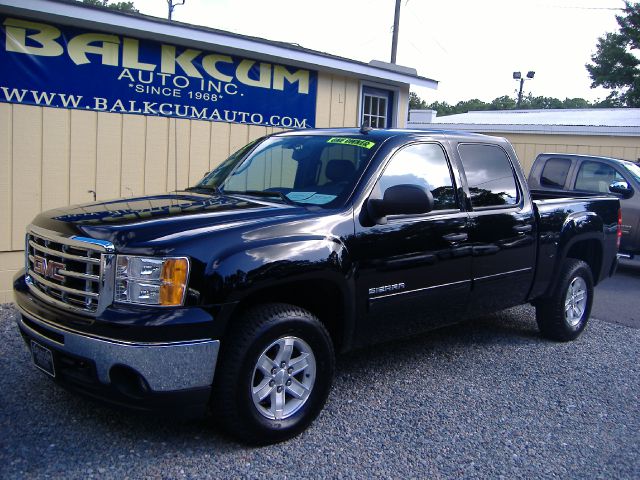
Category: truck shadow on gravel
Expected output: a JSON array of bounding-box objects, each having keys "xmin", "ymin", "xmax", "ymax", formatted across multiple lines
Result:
[
  {"xmin": 56, "ymin": 306, "xmax": 548, "ymax": 426},
  {"xmin": 617, "ymin": 258, "xmax": 640, "ymax": 275},
  {"xmin": 337, "ymin": 305, "xmax": 542, "ymax": 375},
  {"xmin": 3, "ymin": 303, "xmax": 561, "ymax": 459}
]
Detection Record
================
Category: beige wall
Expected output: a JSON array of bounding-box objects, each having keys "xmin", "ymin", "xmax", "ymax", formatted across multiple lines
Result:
[
  {"xmin": 397, "ymin": 89, "xmax": 409, "ymax": 128},
  {"xmin": 491, "ymin": 132, "xmax": 640, "ymax": 174},
  {"xmin": 0, "ymin": 72, "xmax": 408, "ymax": 302},
  {"xmin": 315, "ymin": 73, "xmax": 361, "ymax": 128}
]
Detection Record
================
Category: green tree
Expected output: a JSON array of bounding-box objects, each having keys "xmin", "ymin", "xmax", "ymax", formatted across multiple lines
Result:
[
  {"xmin": 454, "ymin": 98, "xmax": 490, "ymax": 113},
  {"xmin": 426, "ymin": 101, "xmax": 455, "ymax": 116},
  {"xmin": 490, "ymin": 95, "xmax": 517, "ymax": 110},
  {"xmin": 520, "ymin": 95, "xmax": 563, "ymax": 110},
  {"xmin": 562, "ymin": 98, "xmax": 592, "ymax": 109},
  {"xmin": 409, "ymin": 92, "xmax": 599, "ymax": 118},
  {"xmin": 586, "ymin": 2, "xmax": 640, "ymax": 106},
  {"xmin": 409, "ymin": 91, "xmax": 428, "ymax": 110},
  {"xmin": 80, "ymin": 0, "xmax": 139, "ymax": 13}
]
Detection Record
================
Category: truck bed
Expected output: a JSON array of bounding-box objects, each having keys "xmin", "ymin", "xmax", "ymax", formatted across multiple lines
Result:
[{"xmin": 528, "ymin": 192, "xmax": 620, "ymax": 300}]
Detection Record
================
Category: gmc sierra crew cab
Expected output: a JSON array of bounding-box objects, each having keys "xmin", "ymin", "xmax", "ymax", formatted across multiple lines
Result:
[{"xmin": 13, "ymin": 128, "xmax": 620, "ymax": 444}]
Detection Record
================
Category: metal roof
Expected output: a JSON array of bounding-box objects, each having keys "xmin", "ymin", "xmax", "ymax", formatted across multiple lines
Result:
[
  {"xmin": 0, "ymin": 0, "xmax": 438, "ymax": 89},
  {"xmin": 408, "ymin": 108, "xmax": 640, "ymax": 136}
]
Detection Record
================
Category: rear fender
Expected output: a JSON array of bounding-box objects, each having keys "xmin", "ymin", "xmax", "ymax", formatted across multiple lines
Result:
[{"xmin": 541, "ymin": 211, "xmax": 604, "ymax": 298}]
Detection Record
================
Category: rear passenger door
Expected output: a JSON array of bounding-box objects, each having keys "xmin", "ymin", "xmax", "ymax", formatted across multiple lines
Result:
[{"xmin": 456, "ymin": 143, "xmax": 536, "ymax": 314}]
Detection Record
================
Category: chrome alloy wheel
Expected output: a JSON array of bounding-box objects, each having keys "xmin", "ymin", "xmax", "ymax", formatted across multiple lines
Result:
[
  {"xmin": 564, "ymin": 276, "xmax": 588, "ymax": 327},
  {"xmin": 251, "ymin": 336, "xmax": 317, "ymax": 420}
]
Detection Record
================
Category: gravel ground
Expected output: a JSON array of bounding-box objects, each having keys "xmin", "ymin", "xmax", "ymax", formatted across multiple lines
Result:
[{"xmin": 1, "ymin": 302, "xmax": 638, "ymax": 479}]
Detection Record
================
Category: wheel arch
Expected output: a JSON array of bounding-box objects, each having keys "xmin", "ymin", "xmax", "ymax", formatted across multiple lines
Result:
[
  {"xmin": 221, "ymin": 276, "xmax": 354, "ymax": 353},
  {"xmin": 545, "ymin": 211, "xmax": 606, "ymax": 295},
  {"xmin": 565, "ymin": 239, "xmax": 603, "ymax": 284},
  {"xmin": 538, "ymin": 237, "xmax": 602, "ymax": 303}
]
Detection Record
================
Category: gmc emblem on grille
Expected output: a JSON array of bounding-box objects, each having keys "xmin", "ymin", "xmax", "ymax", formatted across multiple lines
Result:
[{"xmin": 32, "ymin": 255, "xmax": 65, "ymax": 281}]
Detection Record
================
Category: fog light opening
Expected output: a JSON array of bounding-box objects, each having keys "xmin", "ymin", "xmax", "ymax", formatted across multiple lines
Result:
[{"xmin": 109, "ymin": 365, "xmax": 151, "ymax": 399}]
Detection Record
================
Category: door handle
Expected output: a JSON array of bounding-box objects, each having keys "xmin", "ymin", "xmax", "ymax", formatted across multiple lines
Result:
[
  {"xmin": 513, "ymin": 224, "xmax": 533, "ymax": 233},
  {"xmin": 443, "ymin": 233, "xmax": 468, "ymax": 243}
]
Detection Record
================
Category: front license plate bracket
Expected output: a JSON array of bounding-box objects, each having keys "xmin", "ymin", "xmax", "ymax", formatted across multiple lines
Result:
[{"xmin": 31, "ymin": 340, "xmax": 56, "ymax": 377}]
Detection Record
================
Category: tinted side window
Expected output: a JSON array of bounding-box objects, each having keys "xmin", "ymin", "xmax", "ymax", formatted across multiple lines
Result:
[
  {"xmin": 458, "ymin": 144, "xmax": 519, "ymax": 208},
  {"xmin": 540, "ymin": 157, "xmax": 571, "ymax": 188},
  {"xmin": 575, "ymin": 161, "xmax": 626, "ymax": 193},
  {"xmin": 378, "ymin": 143, "xmax": 457, "ymax": 211}
]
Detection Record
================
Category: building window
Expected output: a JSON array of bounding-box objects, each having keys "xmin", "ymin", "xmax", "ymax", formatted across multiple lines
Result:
[{"xmin": 361, "ymin": 86, "xmax": 393, "ymax": 128}]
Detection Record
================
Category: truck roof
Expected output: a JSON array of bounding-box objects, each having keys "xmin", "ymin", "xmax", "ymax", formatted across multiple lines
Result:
[
  {"xmin": 536, "ymin": 152, "xmax": 636, "ymax": 166},
  {"xmin": 273, "ymin": 127, "xmax": 493, "ymax": 142}
]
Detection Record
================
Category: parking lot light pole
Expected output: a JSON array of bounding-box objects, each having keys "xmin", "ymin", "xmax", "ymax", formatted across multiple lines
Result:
[{"xmin": 513, "ymin": 70, "xmax": 535, "ymax": 108}]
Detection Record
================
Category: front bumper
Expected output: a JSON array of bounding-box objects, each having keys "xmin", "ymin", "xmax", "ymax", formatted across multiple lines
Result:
[{"xmin": 15, "ymin": 294, "xmax": 220, "ymax": 415}]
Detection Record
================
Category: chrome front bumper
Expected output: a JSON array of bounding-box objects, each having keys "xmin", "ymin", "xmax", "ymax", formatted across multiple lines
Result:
[{"xmin": 16, "ymin": 304, "xmax": 219, "ymax": 393}]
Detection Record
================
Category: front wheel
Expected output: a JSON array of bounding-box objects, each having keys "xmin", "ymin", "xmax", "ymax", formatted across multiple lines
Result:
[
  {"xmin": 535, "ymin": 259, "xmax": 594, "ymax": 341},
  {"xmin": 211, "ymin": 303, "xmax": 335, "ymax": 444}
]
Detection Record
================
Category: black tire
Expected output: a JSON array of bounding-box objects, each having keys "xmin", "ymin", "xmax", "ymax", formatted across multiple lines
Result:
[
  {"xmin": 211, "ymin": 303, "xmax": 335, "ymax": 444},
  {"xmin": 535, "ymin": 259, "xmax": 594, "ymax": 342}
]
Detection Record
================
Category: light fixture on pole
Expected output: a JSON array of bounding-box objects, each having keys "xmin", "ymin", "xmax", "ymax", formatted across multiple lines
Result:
[{"xmin": 513, "ymin": 70, "xmax": 535, "ymax": 108}]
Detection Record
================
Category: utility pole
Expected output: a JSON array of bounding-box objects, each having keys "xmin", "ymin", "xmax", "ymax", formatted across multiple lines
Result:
[
  {"xmin": 390, "ymin": 0, "xmax": 401, "ymax": 63},
  {"xmin": 167, "ymin": 0, "xmax": 185, "ymax": 20}
]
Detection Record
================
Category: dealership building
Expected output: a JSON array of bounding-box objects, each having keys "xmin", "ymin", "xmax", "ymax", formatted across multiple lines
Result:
[{"xmin": 0, "ymin": 0, "xmax": 438, "ymax": 302}]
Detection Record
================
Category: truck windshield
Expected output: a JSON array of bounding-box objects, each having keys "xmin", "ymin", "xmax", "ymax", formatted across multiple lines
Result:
[
  {"xmin": 196, "ymin": 135, "xmax": 378, "ymax": 206},
  {"xmin": 622, "ymin": 162, "xmax": 640, "ymax": 183}
]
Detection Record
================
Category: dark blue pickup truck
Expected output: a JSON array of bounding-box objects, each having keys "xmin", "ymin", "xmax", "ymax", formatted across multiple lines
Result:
[{"xmin": 13, "ymin": 128, "xmax": 620, "ymax": 444}]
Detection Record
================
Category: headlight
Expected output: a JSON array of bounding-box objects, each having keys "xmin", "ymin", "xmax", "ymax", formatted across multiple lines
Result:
[{"xmin": 115, "ymin": 255, "xmax": 190, "ymax": 306}]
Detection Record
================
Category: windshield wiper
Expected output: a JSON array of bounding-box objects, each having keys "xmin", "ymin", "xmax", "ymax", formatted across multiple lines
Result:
[
  {"xmin": 184, "ymin": 185, "xmax": 222, "ymax": 195},
  {"xmin": 223, "ymin": 190, "xmax": 295, "ymax": 205}
]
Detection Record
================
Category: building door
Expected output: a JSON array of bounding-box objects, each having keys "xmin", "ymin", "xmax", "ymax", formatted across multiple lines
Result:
[{"xmin": 361, "ymin": 86, "xmax": 394, "ymax": 128}]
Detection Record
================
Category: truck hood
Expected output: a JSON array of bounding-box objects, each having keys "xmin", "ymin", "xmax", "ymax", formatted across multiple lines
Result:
[{"xmin": 32, "ymin": 192, "xmax": 309, "ymax": 250}]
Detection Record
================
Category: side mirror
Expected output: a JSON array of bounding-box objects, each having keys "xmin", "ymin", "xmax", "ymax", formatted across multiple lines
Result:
[
  {"xmin": 368, "ymin": 184, "xmax": 434, "ymax": 220},
  {"xmin": 609, "ymin": 181, "xmax": 633, "ymax": 199}
]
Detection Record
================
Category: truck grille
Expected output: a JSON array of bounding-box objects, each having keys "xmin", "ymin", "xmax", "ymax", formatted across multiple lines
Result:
[{"xmin": 25, "ymin": 226, "xmax": 115, "ymax": 316}]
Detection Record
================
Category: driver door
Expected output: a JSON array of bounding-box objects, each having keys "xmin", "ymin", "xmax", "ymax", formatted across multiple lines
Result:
[{"xmin": 351, "ymin": 142, "xmax": 472, "ymax": 346}]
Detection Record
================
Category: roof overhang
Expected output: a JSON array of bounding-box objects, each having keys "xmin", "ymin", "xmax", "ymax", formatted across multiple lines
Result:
[{"xmin": 0, "ymin": 0, "xmax": 438, "ymax": 89}]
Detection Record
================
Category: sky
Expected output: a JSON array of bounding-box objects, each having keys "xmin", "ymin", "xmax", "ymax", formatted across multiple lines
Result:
[{"xmin": 129, "ymin": 0, "xmax": 625, "ymax": 105}]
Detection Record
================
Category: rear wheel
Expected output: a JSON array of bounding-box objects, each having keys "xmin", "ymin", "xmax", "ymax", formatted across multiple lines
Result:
[
  {"xmin": 535, "ymin": 259, "xmax": 594, "ymax": 341},
  {"xmin": 211, "ymin": 303, "xmax": 335, "ymax": 444}
]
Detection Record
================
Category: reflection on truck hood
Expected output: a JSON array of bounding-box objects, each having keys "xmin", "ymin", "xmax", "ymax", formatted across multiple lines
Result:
[
  {"xmin": 50, "ymin": 193, "xmax": 261, "ymax": 225},
  {"xmin": 33, "ymin": 192, "xmax": 306, "ymax": 249}
]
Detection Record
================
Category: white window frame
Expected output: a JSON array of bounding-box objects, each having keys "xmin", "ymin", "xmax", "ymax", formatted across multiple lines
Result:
[{"xmin": 358, "ymin": 81, "xmax": 402, "ymax": 129}]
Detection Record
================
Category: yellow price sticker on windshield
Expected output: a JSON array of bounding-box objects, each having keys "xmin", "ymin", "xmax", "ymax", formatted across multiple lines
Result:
[{"xmin": 327, "ymin": 137, "xmax": 376, "ymax": 149}]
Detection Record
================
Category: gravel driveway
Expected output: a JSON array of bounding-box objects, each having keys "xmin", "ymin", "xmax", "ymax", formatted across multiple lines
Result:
[{"xmin": 1, "ymin": 302, "xmax": 638, "ymax": 479}]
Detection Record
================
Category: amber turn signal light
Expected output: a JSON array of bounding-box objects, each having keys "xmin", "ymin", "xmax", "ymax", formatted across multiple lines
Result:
[{"xmin": 159, "ymin": 258, "xmax": 189, "ymax": 306}]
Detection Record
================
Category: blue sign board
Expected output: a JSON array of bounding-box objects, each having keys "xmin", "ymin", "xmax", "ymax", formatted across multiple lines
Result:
[{"xmin": 0, "ymin": 16, "xmax": 317, "ymax": 128}]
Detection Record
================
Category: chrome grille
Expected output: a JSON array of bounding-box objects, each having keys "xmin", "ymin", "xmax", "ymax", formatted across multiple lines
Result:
[{"xmin": 25, "ymin": 225, "xmax": 115, "ymax": 316}]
